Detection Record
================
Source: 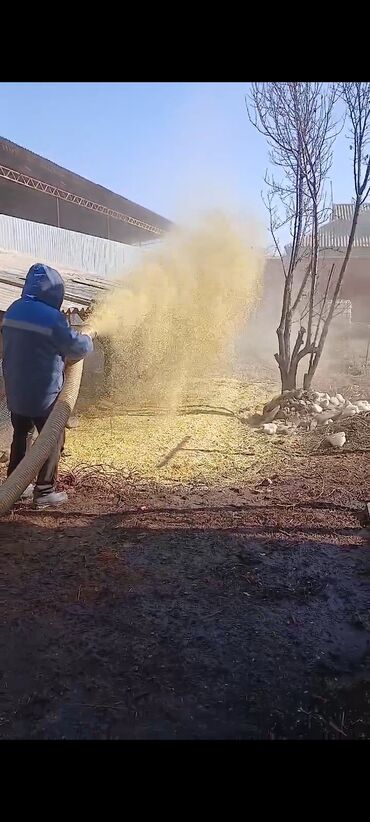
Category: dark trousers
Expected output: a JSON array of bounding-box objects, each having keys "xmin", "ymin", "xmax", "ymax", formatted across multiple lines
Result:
[{"xmin": 7, "ymin": 404, "xmax": 65, "ymax": 490}]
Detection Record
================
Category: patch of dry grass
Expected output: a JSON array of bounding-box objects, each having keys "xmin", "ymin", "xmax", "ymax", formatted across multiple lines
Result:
[{"xmin": 64, "ymin": 377, "xmax": 293, "ymax": 485}]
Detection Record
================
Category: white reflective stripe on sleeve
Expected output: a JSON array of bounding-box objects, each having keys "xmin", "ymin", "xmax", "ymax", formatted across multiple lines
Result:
[{"xmin": 2, "ymin": 318, "xmax": 53, "ymax": 337}]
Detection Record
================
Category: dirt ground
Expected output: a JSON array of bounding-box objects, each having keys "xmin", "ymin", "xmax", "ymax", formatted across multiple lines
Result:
[{"xmin": 2, "ymin": 371, "xmax": 370, "ymax": 739}]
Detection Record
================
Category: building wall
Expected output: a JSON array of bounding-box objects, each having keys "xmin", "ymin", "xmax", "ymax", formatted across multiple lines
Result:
[
  {"xmin": 0, "ymin": 214, "xmax": 127, "ymax": 278},
  {"xmin": 336, "ymin": 256, "xmax": 370, "ymax": 323},
  {"xmin": 263, "ymin": 253, "xmax": 370, "ymax": 324}
]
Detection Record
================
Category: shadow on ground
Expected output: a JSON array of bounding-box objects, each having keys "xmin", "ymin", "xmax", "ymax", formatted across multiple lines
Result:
[{"xmin": 1, "ymin": 502, "xmax": 370, "ymax": 740}]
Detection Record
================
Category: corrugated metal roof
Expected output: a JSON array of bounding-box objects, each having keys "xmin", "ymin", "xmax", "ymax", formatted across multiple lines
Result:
[
  {"xmin": 0, "ymin": 249, "xmax": 115, "ymax": 314},
  {"xmin": 0, "ymin": 137, "xmax": 172, "ymax": 246},
  {"xmin": 303, "ymin": 232, "xmax": 370, "ymax": 249},
  {"xmin": 301, "ymin": 204, "xmax": 370, "ymax": 249},
  {"xmin": 332, "ymin": 203, "xmax": 370, "ymax": 220}
]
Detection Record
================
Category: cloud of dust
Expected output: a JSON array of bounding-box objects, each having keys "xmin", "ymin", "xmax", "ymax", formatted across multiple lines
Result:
[{"xmin": 92, "ymin": 211, "xmax": 264, "ymax": 408}]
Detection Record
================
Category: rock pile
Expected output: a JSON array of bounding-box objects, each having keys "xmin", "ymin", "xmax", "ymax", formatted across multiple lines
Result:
[{"xmin": 251, "ymin": 389, "xmax": 370, "ymax": 436}]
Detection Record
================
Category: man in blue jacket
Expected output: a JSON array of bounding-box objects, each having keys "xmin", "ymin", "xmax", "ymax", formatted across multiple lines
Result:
[{"xmin": 1, "ymin": 263, "xmax": 94, "ymax": 508}]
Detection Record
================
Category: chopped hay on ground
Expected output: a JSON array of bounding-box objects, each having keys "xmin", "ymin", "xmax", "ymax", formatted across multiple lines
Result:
[{"xmin": 63, "ymin": 378, "xmax": 299, "ymax": 486}]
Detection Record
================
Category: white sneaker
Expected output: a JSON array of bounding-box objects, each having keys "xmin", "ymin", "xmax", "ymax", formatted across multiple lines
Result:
[
  {"xmin": 21, "ymin": 484, "xmax": 35, "ymax": 500},
  {"xmin": 33, "ymin": 490, "xmax": 68, "ymax": 509}
]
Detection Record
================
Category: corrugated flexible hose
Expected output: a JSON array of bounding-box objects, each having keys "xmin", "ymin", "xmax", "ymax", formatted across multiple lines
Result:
[{"xmin": 0, "ymin": 359, "xmax": 84, "ymax": 516}]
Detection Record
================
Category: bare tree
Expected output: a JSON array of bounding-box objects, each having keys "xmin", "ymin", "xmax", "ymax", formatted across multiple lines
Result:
[
  {"xmin": 303, "ymin": 82, "xmax": 370, "ymax": 388},
  {"xmin": 247, "ymin": 82, "xmax": 340, "ymax": 391}
]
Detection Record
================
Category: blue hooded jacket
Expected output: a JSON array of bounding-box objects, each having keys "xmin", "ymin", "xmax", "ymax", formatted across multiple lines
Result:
[{"xmin": 1, "ymin": 263, "xmax": 93, "ymax": 417}]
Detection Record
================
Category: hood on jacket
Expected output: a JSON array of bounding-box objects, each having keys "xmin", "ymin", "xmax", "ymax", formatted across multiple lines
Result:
[{"xmin": 22, "ymin": 263, "xmax": 65, "ymax": 310}]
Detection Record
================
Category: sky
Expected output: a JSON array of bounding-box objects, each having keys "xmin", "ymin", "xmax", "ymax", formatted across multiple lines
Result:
[{"xmin": 0, "ymin": 82, "xmax": 355, "ymax": 234}]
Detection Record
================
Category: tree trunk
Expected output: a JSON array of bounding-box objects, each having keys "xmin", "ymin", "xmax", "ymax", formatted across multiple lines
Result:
[
  {"xmin": 303, "ymin": 198, "xmax": 362, "ymax": 390},
  {"xmin": 277, "ymin": 360, "xmax": 299, "ymax": 392},
  {"xmin": 303, "ymin": 371, "xmax": 312, "ymax": 391}
]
